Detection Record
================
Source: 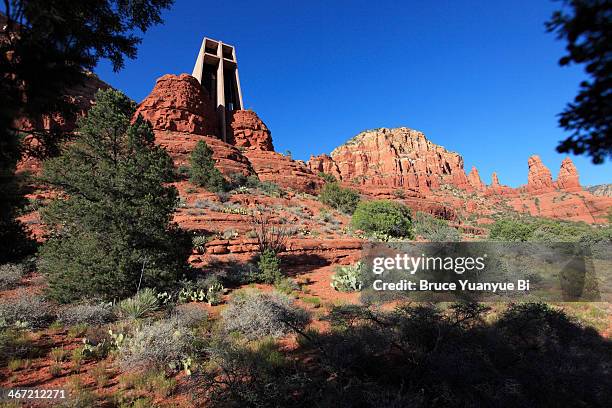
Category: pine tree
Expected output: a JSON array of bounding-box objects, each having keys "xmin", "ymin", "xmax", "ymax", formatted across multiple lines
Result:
[
  {"xmin": 39, "ymin": 89, "xmax": 190, "ymax": 302},
  {"xmin": 189, "ymin": 140, "xmax": 227, "ymax": 192}
]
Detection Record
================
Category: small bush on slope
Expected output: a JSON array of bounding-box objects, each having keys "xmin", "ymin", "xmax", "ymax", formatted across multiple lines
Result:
[
  {"xmin": 255, "ymin": 249, "xmax": 283, "ymax": 284},
  {"xmin": 351, "ymin": 200, "xmax": 413, "ymax": 238},
  {"xmin": 0, "ymin": 291, "xmax": 54, "ymax": 329},
  {"xmin": 413, "ymin": 211, "xmax": 460, "ymax": 241},
  {"xmin": 319, "ymin": 182, "xmax": 361, "ymax": 214},
  {"xmin": 58, "ymin": 302, "xmax": 115, "ymax": 326},
  {"xmin": 221, "ymin": 289, "xmax": 309, "ymax": 340},
  {"xmin": 118, "ymin": 316, "xmax": 196, "ymax": 371}
]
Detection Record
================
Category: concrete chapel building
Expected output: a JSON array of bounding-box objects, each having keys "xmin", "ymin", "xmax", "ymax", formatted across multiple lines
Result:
[{"xmin": 192, "ymin": 37, "xmax": 243, "ymax": 142}]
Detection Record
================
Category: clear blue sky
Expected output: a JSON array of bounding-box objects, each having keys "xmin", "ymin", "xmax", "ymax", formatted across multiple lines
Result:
[{"xmin": 96, "ymin": 0, "xmax": 611, "ymax": 187}]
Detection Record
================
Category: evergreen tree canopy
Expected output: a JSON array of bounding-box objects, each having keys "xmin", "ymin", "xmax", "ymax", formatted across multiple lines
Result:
[
  {"xmin": 0, "ymin": 0, "xmax": 174, "ymax": 263},
  {"xmin": 39, "ymin": 89, "xmax": 189, "ymax": 302},
  {"xmin": 547, "ymin": 0, "xmax": 611, "ymax": 163},
  {"xmin": 189, "ymin": 140, "xmax": 228, "ymax": 192}
]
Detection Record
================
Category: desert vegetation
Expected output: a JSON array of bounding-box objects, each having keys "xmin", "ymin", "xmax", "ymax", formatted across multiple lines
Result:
[
  {"xmin": 489, "ymin": 217, "xmax": 612, "ymax": 243},
  {"xmin": 319, "ymin": 182, "xmax": 361, "ymax": 214},
  {"xmin": 190, "ymin": 140, "xmax": 228, "ymax": 193},
  {"xmin": 351, "ymin": 200, "xmax": 414, "ymax": 239}
]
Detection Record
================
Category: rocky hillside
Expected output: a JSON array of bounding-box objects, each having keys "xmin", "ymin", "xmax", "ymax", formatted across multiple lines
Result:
[
  {"xmin": 308, "ymin": 127, "xmax": 611, "ymax": 223},
  {"xmin": 18, "ymin": 72, "xmax": 612, "ymax": 228},
  {"xmin": 586, "ymin": 184, "xmax": 612, "ymax": 197}
]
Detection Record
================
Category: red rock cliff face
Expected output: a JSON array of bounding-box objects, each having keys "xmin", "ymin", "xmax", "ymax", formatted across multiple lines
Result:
[
  {"xmin": 245, "ymin": 150, "xmax": 324, "ymax": 193},
  {"xmin": 308, "ymin": 154, "xmax": 342, "ymax": 180},
  {"xmin": 526, "ymin": 155, "xmax": 555, "ymax": 194},
  {"xmin": 316, "ymin": 127, "xmax": 470, "ymax": 191},
  {"xmin": 556, "ymin": 157, "xmax": 581, "ymax": 192},
  {"xmin": 230, "ymin": 110, "xmax": 274, "ymax": 151},
  {"xmin": 134, "ymin": 74, "xmax": 217, "ymax": 136}
]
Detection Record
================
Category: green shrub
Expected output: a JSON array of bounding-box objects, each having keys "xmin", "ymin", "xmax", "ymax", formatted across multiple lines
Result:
[
  {"xmin": 274, "ymin": 277, "xmax": 299, "ymax": 295},
  {"xmin": 319, "ymin": 182, "xmax": 360, "ymax": 214},
  {"xmin": 221, "ymin": 289, "xmax": 309, "ymax": 339},
  {"xmin": 489, "ymin": 219, "xmax": 537, "ymax": 241},
  {"xmin": 190, "ymin": 140, "xmax": 228, "ymax": 192},
  {"xmin": 260, "ymin": 181, "xmax": 285, "ymax": 197},
  {"xmin": 175, "ymin": 165, "xmax": 191, "ymax": 178},
  {"xmin": 330, "ymin": 262, "xmax": 364, "ymax": 292},
  {"xmin": 318, "ymin": 172, "xmax": 337, "ymax": 183},
  {"xmin": 488, "ymin": 217, "xmax": 611, "ymax": 243},
  {"xmin": 351, "ymin": 200, "xmax": 413, "ymax": 238},
  {"xmin": 255, "ymin": 249, "xmax": 283, "ymax": 284},
  {"xmin": 413, "ymin": 211, "xmax": 460, "ymax": 242},
  {"xmin": 116, "ymin": 288, "xmax": 159, "ymax": 319},
  {"xmin": 192, "ymin": 235, "xmax": 210, "ymax": 254},
  {"xmin": 231, "ymin": 174, "xmax": 286, "ymax": 197}
]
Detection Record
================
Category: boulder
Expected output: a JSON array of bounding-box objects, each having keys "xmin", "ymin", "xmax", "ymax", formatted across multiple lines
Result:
[
  {"xmin": 229, "ymin": 110, "xmax": 274, "ymax": 151},
  {"xmin": 134, "ymin": 74, "xmax": 217, "ymax": 136}
]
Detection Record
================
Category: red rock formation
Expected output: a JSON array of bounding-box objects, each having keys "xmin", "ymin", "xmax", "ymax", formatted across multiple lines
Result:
[
  {"xmin": 230, "ymin": 110, "xmax": 274, "ymax": 151},
  {"xmin": 308, "ymin": 154, "xmax": 342, "ymax": 180},
  {"xmin": 134, "ymin": 74, "xmax": 217, "ymax": 136},
  {"xmin": 467, "ymin": 166, "xmax": 485, "ymax": 191},
  {"xmin": 154, "ymin": 131, "xmax": 253, "ymax": 177},
  {"xmin": 491, "ymin": 172, "xmax": 500, "ymax": 187},
  {"xmin": 526, "ymin": 155, "xmax": 554, "ymax": 194},
  {"xmin": 487, "ymin": 172, "xmax": 514, "ymax": 195},
  {"xmin": 244, "ymin": 150, "xmax": 324, "ymax": 193},
  {"xmin": 507, "ymin": 191, "xmax": 612, "ymax": 224},
  {"xmin": 319, "ymin": 127, "xmax": 470, "ymax": 191},
  {"xmin": 556, "ymin": 157, "xmax": 581, "ymax": 192}
]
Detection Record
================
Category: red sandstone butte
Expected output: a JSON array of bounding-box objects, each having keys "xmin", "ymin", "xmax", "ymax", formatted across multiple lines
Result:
[
  {"xmin": 556, "ymin": 157, "xmax": 581, "ymax": 192},
  {"xmin": 134, "ymin": 74, "xmax": 217, "ymax": 136},
  {"xmin": 467, "ymin": 166, "xmax": 486, "ymax": 191},
  {"xmin": 526, "ymin": 155, "xmax": 555, "ymax": 194},
  {"xmin": 230, "ymin": 110, "xmax": 274, "ymax": 151},
  {"xmin": 310, "ymin": 127, "xmax": 470, "ymax": 190}
]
